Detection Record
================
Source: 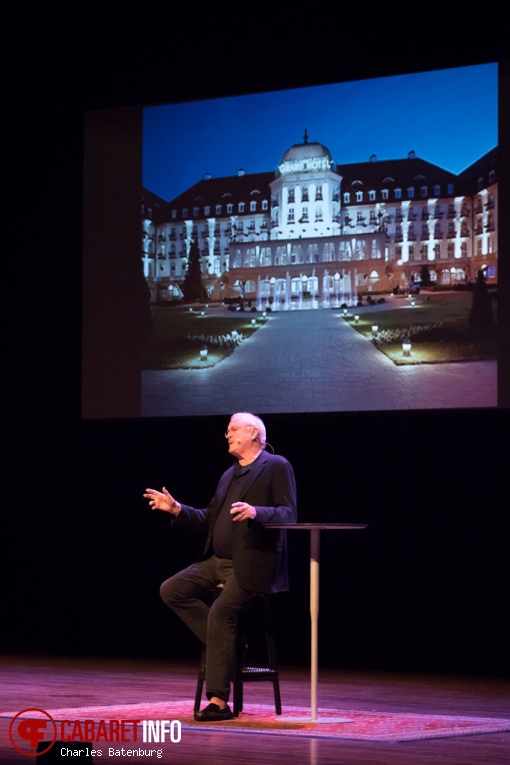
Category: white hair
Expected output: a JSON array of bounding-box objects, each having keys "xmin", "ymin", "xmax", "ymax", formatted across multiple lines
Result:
[{"xmin": 231, "ymin": 412, "xmax": 266, "ymax": 448}]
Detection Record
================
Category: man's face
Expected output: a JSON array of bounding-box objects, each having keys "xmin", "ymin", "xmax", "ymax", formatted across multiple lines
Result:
[{"xmin": 225, "ymin": 416, "xmax": 256, "ymax": 459}]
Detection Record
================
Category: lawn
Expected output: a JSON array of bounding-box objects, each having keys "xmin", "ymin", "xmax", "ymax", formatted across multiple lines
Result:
[
  {"xmin": 345, "ymin": 291, "xmax": 497, "ymax": 365},
  {"xmin": 143, "ymin": 305, "xmax": 264, "ymax": 369}
]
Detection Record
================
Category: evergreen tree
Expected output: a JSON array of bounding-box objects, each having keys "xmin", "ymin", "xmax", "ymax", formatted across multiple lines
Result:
[
  {"xmin": 182, "ymin": 238, "xmax": 204, "ymax": 302},
  {"xmin": 420, "ymin": 264, "xmax": 432, "ymax": 287},
  {"xmin": 469, "ymin": 269, "xmax": 493, "ymax": 332}
]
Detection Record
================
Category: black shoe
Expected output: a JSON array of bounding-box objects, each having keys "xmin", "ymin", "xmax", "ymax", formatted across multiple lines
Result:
[{"xmin": 194, "ymin": 703, "xmax": 233, "ymax": 722}]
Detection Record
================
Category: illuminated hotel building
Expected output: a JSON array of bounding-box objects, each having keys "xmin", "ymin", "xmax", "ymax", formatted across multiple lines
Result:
[{"xmin": 142, "ymin": 133, "xmax": 497, "ymax": 304}]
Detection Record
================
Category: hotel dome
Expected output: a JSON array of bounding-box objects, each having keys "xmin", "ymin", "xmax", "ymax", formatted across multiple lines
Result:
[{"xmin": 276, "ymin": 131, "xmax": 335, "ymax": 177}]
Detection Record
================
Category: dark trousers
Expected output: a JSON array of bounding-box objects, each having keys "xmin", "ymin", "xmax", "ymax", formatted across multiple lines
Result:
[{"xmin": 160, "ymin": 556, "xmax": 253, "ymax": 702}]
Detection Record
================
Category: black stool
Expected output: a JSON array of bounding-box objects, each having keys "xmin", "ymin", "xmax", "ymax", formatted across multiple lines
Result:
[{"xmin": 194, "ymin": 591, "xmax": 282, "ymax": 717}]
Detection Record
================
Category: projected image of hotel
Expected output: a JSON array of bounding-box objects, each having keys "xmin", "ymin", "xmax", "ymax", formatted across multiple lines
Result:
[{"xmin": 142, "ymin": 132, "xmax": 497, "ymax": 306}]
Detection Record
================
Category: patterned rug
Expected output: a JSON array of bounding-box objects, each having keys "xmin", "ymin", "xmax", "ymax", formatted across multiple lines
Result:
[{"xmin": 5, "ymin": 702, "xmax": 510, "ymax": 743}]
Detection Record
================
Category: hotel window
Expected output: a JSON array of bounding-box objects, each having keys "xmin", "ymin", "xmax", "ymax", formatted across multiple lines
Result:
[
  {"xmin": 182, "ymin": 208, "xmax": 188, "ymax": 217},
  {"xmin": 433, "ymin": 185, "xmax": 441, "ymax": 196},
  {"xmin": 193, "ymin": 207, "xmax": 199, "ymax": 217},
  {"xmin": 227, "ymin": 203, "xmax": 233, "ymax": 214},
  {"xmin": 244, "ymin": 247, "xmax": 257, "ymax": 267},
  {"xmin": 395, "ymin": 188, "xmax": 402, "ymax": 199},
  {"xmin": 315, "ymin": 186, "xmax": 323, "ymax": 201},
  {"xmin": 447, "ymin": 184, "xmax": 454, "ymax": 195},
  {"xmin": 250, "ymin": 200, "xmax": 257, "ymax": 212},
  {"xmin": 288, "ymin": 189, "xmax": 295, "ymax": 203},
  {"xmin": 307, "ymin": 244, "xmax": 319, "ymax": 263},
  {"xmin": 420, "ymin": 186, "xmax": 428, "ymax": 198},
  {"xmin": 407, "ymin": 188, "xmax": 414, "ymax": 199},
  {"xmin": 369, "ymin": 190, "xmax": 376, "ymax": 201},
  {"xmin": 262, "ymin": 199, "xmax": 268, "ymax": 211},
  {"xmin": 382, "ymin": 189, "xmax": 389, "ymax": 200},
  {"xmin": 172, "ymin": 209, "xmax": 177, "ymax": 219},
  {"xmin": 290, "ymin": 245, "xmax": 301, "ymax": 264},
  {"xmin": 323, "ymin": 243, "xmax": 333, "ymax": 262},
  {"xmin": 238, "ymin": 202, "xmax": 245, "ymax": 213},
  {"xmin": 301, "ymin": 187, "xmax": 309, "ymax": 202},
  {"xmin": 260, "ymin": 247, "xmax": 272, "ymax": 266},
  {"xmin": 288, "ymin": 208, "xmax": 295, "ymax": 223},
  {"xmin": 356, "ymin": 191, "xmax": 363, "ymax": 202},
  {"xmin": 216, "ymin": 205, "xmax": 222, "ymax": 215},
  {"xmin": 275, "ymin": 246, "xmax": 287, "ymax": 265},
  {"xmin": 204, "ymin": 206, "xmax": 210, "ymax": 216},
  {"xmin": 300, "ymin": 207, "xmax": 309, "ymax": 222},
  {"xmin": 343, "ymin": 192, "xmax": 350, "ymax": 203}
]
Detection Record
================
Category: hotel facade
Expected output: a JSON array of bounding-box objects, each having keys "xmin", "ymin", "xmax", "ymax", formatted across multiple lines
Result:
[{"xmin": 142, "ymin": 133, "xmax": 497, "ymax": 306}]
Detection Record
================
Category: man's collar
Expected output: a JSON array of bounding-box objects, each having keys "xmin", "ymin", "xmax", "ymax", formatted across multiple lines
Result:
[{"xmin": 235, "ymin": 449, "xmax": 265, "ymax": 473}]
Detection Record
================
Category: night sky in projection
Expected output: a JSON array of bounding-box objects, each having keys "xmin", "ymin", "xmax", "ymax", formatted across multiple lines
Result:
[{"xmin": 143, "ymin": 63, "xmax": 498, "ymax": 204}]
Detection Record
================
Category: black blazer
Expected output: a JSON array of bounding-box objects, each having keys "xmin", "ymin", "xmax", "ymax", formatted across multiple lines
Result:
[{"xmin": 173, "ymin": 452, "xmax": 297, "ymax": 593}]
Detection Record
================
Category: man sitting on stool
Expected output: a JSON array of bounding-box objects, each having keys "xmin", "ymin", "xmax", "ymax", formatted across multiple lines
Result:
[{"xmin": 144, "ymin": 412, "xmax": 297, "ymax": 721}]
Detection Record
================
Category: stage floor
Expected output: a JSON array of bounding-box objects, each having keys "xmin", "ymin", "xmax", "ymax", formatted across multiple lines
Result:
[{"xmin": 1, "ymin": 655, "xmax": 509, "ymax": 764}]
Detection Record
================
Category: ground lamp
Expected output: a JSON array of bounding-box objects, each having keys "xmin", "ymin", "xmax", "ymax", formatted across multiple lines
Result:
[{"xmin": 402, "ymin": 338, "xmax": 412, "ymax": 357}]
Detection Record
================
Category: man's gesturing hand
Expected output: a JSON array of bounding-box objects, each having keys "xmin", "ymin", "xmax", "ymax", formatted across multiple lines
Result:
[
  {"xmin": 230, "ymin": 502, "xmax": 257, "ymax": 522},
  {"xmin": 144, "ymin": 487, "xmax": 181, "ymax": 516}
]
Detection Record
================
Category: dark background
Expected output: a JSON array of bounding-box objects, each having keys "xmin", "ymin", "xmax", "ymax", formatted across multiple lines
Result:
[{"xmin": 7, "ymin": 17, "xmax": 509, "ymax": 678}]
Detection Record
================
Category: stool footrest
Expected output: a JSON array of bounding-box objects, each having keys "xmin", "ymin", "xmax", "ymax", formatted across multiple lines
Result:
[{"xmin": 241, "ymin": 667, "xmax": 278, "ymax": 674}]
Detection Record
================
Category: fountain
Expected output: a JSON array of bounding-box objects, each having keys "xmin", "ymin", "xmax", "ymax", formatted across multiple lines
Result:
[{"xmin": 311, "ymin": 268, "xmax": 318, "ymax": 309}]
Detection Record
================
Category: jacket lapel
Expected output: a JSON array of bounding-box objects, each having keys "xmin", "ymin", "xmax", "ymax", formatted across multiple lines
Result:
[
  {"xmin": 211, "ymin": 465, "xmax": 236, "ymax": 520},
  {"xmin": 237, "ymin": 452, "xmax": 268, "ymax": 499}
]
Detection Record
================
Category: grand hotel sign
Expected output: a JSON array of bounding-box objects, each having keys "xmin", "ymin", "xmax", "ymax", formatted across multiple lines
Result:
[{"xmin": 278, "ymin": 156, "xmax": 333, "ymax": 175}]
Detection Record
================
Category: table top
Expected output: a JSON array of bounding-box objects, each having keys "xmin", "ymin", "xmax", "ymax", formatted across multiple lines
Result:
[{"xmin": 265, "ymin": 523, "xmax": 368, "ymax": 530}]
